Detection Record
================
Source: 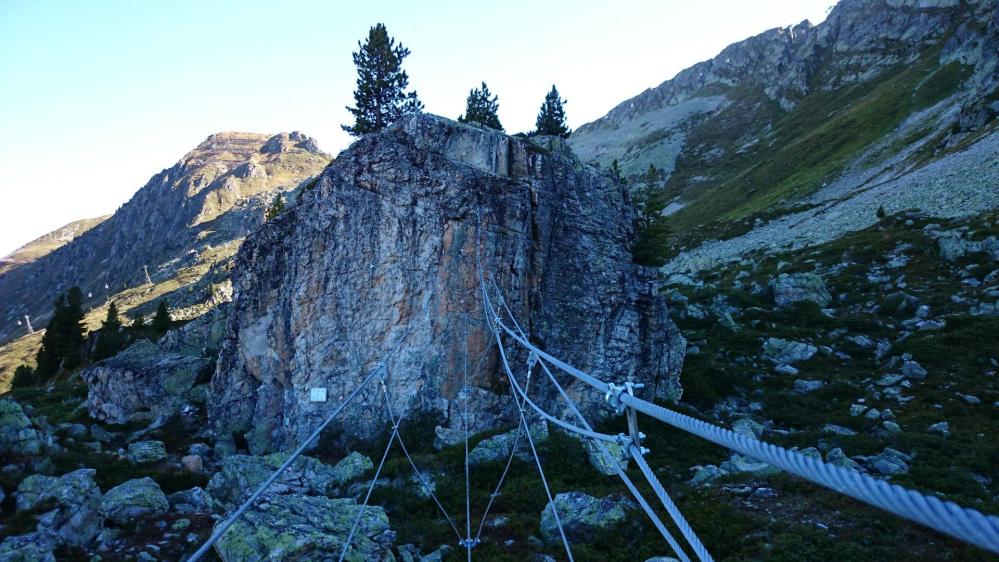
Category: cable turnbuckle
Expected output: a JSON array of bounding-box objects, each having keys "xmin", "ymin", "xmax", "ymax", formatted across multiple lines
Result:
[{"xmin": 459, "ymin": 538, "xmax": 480, "ymax": 549}]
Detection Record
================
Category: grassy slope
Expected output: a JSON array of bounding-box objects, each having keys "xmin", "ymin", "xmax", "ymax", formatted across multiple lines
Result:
[
  {"xmin": 666, "ymin": 51, "xmax": 973, "ymax": 236},
  {"xmin": 0, "ymin": 241, "xmax": 239, "ymax": 392}
]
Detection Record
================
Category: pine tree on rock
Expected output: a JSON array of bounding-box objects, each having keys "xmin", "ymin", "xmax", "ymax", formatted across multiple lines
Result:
[
  {"xmin": 131, "ymin": 313, "xmax": 145, "ymax": 329},
  {"xmin": 152, "ymin": 300, "xmax": 171, "ymax": 334},
  {"xmin": 535, "ymin": 85, "xmax": 571, "ymax": 138},
  {"xmin": 343, "ymin": 23, "xmax": 424, "ymax": 137},
  {"xmin": 265, "ymin": 194, "xmax": 286, "ymax": 221},
  {"xmin": 93, "ymin": 301, "xmax": 125, "ymax": 361},
  {"xmin": 458, "ymin": 82, "xmax": 503, "ymax": 131}
]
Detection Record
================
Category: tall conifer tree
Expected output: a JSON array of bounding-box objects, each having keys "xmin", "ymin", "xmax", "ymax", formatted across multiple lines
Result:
[
  {"xmin": 35, "ymin": 295, "xmax": 66, "ymax": 378},
  {"xmin": 93, "ymin": 302, "xmax": 125, "ymax": 361},
  {"xmin": 458, "ymin": 82, "xmax": 503, "ymax": 131},
  {"xmin": 343, "ymin": 23, "xmax": 423, "ymax": 136},
  {"xmin": 152, "ymin": 300, "xmax": 171, "ymax": 334},
  {"xmin": 535, "ymin": 85, "xmax": 571, "ymax": 138},
  {"xmin": 34, "ymin": 287, "xmax": 88, "ymax": 378}
]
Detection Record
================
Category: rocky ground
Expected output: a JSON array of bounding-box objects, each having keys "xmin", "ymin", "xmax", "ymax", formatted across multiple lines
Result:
[{"xmin": 0, "ymin": 209, "xmax": 996, "ymax": 560}]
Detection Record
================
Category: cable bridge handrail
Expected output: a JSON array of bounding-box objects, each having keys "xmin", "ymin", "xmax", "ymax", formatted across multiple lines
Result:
[
  {"xmin": 486, "ymin": 282, "xmax": 714, "ymax": 562},
  {"xmin": 488, "ymin": 312, "xmax": 999, "ymax": 555}
]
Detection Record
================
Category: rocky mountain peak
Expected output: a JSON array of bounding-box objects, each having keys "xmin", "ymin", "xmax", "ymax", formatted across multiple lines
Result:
[{"xmin": 0, "ymin": 131, "xmax": 329, "ymax": 351}]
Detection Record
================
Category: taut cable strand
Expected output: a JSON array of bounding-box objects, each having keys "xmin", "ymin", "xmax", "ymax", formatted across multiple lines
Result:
[
  {"xmin": 188, "ymin": 363, "xmax": 388, "ymax": 561},
  {"xmin": 338, "ymin": 391, "xmax": 398, "ymax": 562},
  {"xmin": 493, "ymin": 282, "xmax": 713, "ymax": 562},
  {"xmin": 485, "ymin": 282, "xmax": 576, "ymax": 562},
  {"xmin": 484, "ymin": 285, "xmax": 999, "ymax": 555}
]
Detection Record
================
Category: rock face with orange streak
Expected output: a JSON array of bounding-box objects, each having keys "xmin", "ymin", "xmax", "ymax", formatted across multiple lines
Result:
[{"xmin": 209, "ymin": 114, "xmax": 685, "ymax": 453}]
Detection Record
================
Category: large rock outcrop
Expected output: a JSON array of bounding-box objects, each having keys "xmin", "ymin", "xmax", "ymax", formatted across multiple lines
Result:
[{"xmin": 209, "ymin": 115, "xmax": 685, "ymax": 453}]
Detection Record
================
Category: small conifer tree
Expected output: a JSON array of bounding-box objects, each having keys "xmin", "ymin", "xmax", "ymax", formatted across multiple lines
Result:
[
  {"xmin": 265, "ymin": 194, "xmax": 286, "ymax": 221},
  {"xmin": 458, "ymin": 82, "xmax": 503, "ymax": 131},
  {"xmin": 610, "ymin": 159, "xmax": 623, "ymax": 181},
  {"xmin": 93, "ymin": 302, "xmax": 125, "ymax": 361},
  {"xmin": 152, "ymin": 300, "xmax": 171, "ymax": 334},
  {"xmin": 632, "ymin": 165, "xmax": 672, "ymax": 267},
  {"xmin": 535, "ymin": 85, "xmax": 571, "ymax": 138},
  {"xmin": 343, "ymin": 23, "xmax": 423, "ymax": 136},
  {"xmin": 11, "ymin": 365, "xmax": 35, "ymax": 388}
]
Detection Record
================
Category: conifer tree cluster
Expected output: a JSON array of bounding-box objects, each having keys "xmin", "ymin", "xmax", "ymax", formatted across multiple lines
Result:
[
  {"xmin": 35, "ymin": 287, "xmax": 87, "ymax": 378},
  {"xmin": 458, "ymin": 82, "xmax": 503, "ymax": 131},
  {"xmin": 343, "ymin": 25, "xmax": 575, "ymax": 141},
  {"xmin": 343, "ymin": 23, "xmax": 423, "ymax": 137}
]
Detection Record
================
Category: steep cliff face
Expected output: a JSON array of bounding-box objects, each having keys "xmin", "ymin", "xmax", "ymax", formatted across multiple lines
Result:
[
  {"xmin": 569, "ymin": 0, "xmax": 999, "ymax": 237},
  {"xmin": 0, "ymin": 132, "xmax": 328, "ymax": 346},
  {"xmin": 209, "ymin": 115, "xmax": 685, "ymax": 453}
]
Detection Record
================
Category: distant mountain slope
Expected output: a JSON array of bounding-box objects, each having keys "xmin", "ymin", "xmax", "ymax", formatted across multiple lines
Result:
[
  {"xmin": 569, "ymin": 0, "xmax": 999, "ymax": 238},
  {"xmin": 0, "ymin": 131, "xmax": 329, "ymax": 350},
  {"xmin": 0, "ymin": 215, "xmax": 110, "ymax": 275}
]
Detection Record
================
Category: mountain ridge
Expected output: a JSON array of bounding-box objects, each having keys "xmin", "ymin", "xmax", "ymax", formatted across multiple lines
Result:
[
  {"xmin": 0, "ymin": 131, "xmax": 330, "ymax": 377},
  {"xmin": 0, "ymin": 215, "xmax": 110, "ymax": 275},
  {"xmin": 568, "ymin": 0, "xmax": 998, "ymax": 271}
]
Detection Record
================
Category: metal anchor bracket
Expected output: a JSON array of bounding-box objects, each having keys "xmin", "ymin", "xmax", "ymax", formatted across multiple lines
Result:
[{"xmin": 607, "ymin": 381, "xmax": 648, "ymax": 456}]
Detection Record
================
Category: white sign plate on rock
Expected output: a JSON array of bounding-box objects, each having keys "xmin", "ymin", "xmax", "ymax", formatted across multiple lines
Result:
[{"xmin": 309, "ymin": 388, "xmax": 328, "ymax": 403}]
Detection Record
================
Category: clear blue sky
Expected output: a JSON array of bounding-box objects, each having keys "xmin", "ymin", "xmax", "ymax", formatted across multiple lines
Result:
[{"xmin": 0, "ymin": 0, "xmax": 833, "ymax": 257}]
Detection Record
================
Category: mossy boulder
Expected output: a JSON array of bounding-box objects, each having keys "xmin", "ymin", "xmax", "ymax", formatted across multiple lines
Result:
[
  {"xmin": 15, "ymin": 468, "xmax": 103, "ymax": 545},
  {"xmin": 539, "ymin": 492, "xmax": 635, "ymax": 543},
  {"xmin": 0, "ymin": 399, "xmax": 50, "ymax": 456},
  {"xmin": 769, "ymin": 273, "xmax": 832, "ymax": 308},
  {"xmin": 214, "ymin": 493, "xmax": 394, "ymax": 561},
  {"xmin": 468, "ymin": 423, "xmax": 548, "ymax": 466},
  {"xmin": 331, "ymin": 452, "xmax": 373, "ymax": 486},
  {"xmin": 207, "ymin": 453, "xmax": 340, "ymax": 509},
  {"xmin": 127, "ymin": 440, "xmax": 167, "ymax": 463},
  {"xmin": 0, "ymin": 532, "xmax": 57, "ymax": 561},
  {"xmin": 584, "ymin": 440, "xmax": 628, "ymax": 476},
  {"xmin": 100, "ymin": 477, "xmax": 169, "ymax": 525}
]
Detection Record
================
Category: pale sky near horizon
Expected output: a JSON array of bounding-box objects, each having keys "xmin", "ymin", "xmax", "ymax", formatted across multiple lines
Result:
[{"xmin": 0, "ymin": 0, "xmax": 833, "ymax": 257}]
